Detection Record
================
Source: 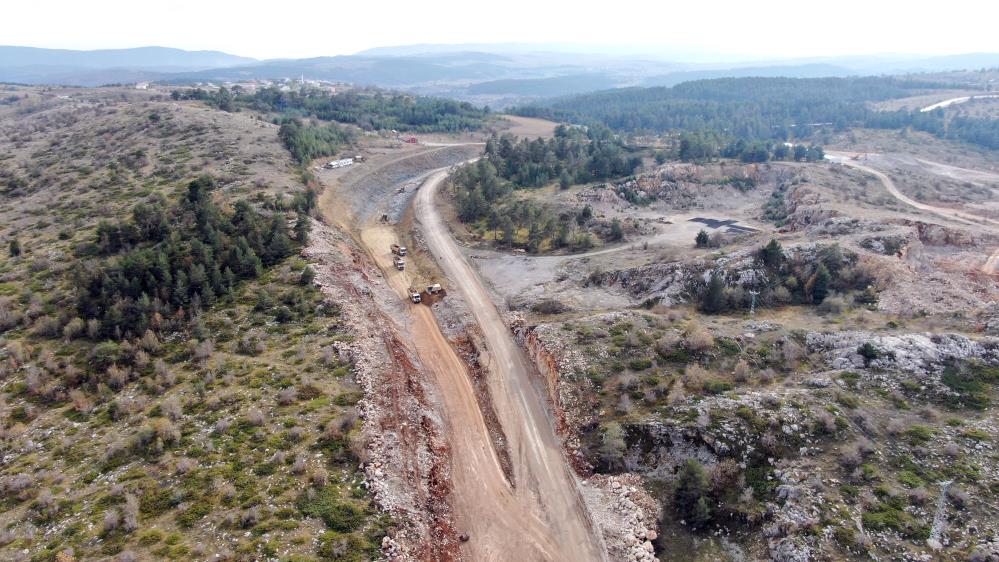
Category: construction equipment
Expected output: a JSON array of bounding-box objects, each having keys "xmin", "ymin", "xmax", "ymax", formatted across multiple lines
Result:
[
  {"xmin": 408, "ymin": 288, "xmax": 422, "ymax": 303},
  {"xmin": 393, "ymin": 257, "xmax": 405, "ymax": 271},
  {"xmin": 427, "ymin": 283, "xmax": 442, "ymax": 294},
  {"xmin": 404, "ymin": 136, "xmax": 418, "ymax": 144},
  {"xmin": 391, "ymin": 244, "xmax": 407, "ymax": 256}
]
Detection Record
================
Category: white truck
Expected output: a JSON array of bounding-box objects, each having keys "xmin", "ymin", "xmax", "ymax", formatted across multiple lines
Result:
[
  {"xmin": 393, "ymin": 257, "xmax": 405, "ymax": 271},
  {"xmin": 408, "ymin": 288, "xmax": 422, "ymax": 303}
]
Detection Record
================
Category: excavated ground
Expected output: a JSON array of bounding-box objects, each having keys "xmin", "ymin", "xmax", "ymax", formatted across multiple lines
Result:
[{"xmin": 310, "ymin": 139, "xmax": 610, "ymax": 560}]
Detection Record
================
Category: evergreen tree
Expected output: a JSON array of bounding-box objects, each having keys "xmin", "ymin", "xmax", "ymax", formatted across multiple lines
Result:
[
  {"xmin": 810, "ymin": 263, "xmax": 831, "ymax": 304},
  {"xmin": 8, "ymin": 237, "xmax": 21, "ymax": 257},
  {"xmin": 294, "ymin": 212, "xmax": 311, "ymax": 245},
  {"xmin": 701, "ymin": 271, "xmax": 727, "ymax": 313},
  {"xmin": 609, "ymin": 219, "xmax": 624, "ymax": 242},
  {"xmin": 695, "ymin": 229, "xmax": 710, "ymax": 248},
  {"xmin": 759, "ymin": 239, "xmax": 785, "ymax": 268},
  {"xmin": 674, "ymin": 459, "xmax": 712, "ymax": 529},
  {"xmin": 500, "ymin": 217, "xmax": 516, "ymax": 248},
  {"xmin": 300, "ymin": 266, "xmax": 316, "ymax": 286},
  {"xmin": 559, "ymin": 171, "xmax": 572, "ymax": 190}
]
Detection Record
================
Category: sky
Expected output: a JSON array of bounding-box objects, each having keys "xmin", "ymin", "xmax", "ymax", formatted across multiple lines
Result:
[{"xmin": 2, "ymin": 0, "xmax": 998, "ymax": 60}]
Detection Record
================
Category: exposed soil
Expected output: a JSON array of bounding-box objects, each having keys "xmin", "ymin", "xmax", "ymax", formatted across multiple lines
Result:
[{"xmin": 312, "ymin": 140, "xmax": 608, "ymax": 560}]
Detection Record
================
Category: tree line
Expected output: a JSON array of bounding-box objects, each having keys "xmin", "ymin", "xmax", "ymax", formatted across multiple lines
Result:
[
  {"xmin": 243, "ymin": 87, "xmax": 489, "ymax": 133},
  {"xmin": 695, "ymin": 239, "xmax": 878, "ymax": 314},
  {"xmin": 278, "ymin": 118, "xmax": 355, "ymax": 163},
  {"xmin": 676, "ymin": 131, "xmax": 824, "ymax": 163},
  {"xmin": 73, "ymin": 176, "xmax": 310, "ymax": 340},
  {"xmin": 513, "ymin": 75, "xmax": 999, "ymax": 151},
  {"xmin": 450, "ymin": 153, "xmax": 628, "ymax": 253},
  {"xmin": 485, "ymin": 125, "xmax": 641, "ymax": 188}
]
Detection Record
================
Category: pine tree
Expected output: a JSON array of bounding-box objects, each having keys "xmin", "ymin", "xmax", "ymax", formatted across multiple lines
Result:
[
  {"xmin": 300, "ymin": 266, "xmax": 316, "ymax": 286},
  {"xmin": 559, "ymin": 171, "xmax": 572, "ymax": 190},
  {"xmin": 701, "ymin": 271, "xmax": 727, "ymax": 313},
  {"xmin": 8, "ymin": 237, "xmax": 20, "ymax": 257},
  {"xmin": 500, "ymin": 217, "xmax": 516, "ymax": 248},
  {"xmin": 609, "ymin": 219, "xmax": 624, "ymax": 242},
  {"xmin": 294, "ymin": 212, "xmax": 311, "ymax": 245},
  {"xmin": 695, "ymin": 229, "xmax": 710, "ymax": 248},
  {"xmin": 759, "ymin": 238, "xmax": 784, "ymax": 268},
  {"xmin": 811, "ymin": 263, "xmax": 831, "ymax": 304},
  {"xmin": 674, "ymin": 459, "xmax": 712, "ymax": 529}
]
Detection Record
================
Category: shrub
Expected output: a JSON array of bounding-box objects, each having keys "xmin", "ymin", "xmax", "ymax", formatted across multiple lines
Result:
[
  {"xmin": 905, "ymin": 425, "xmax": 933, "ymax": 445},
  {"xmin": 296, "ymin": 486, "xmax": 367, "ymax": 532},
  {"xmin": 316, "ymin": 531, "xmax": 378, "ymax": 562},
  {"xmin": 245, "ymin": 409, "xmax": 266, "ymax": 427},
  {"xmin": 702, "ymin": 380, "xmax": 733, "ymax": 394},
  {"xmin": 684, "ymin": 324, "xmax": 715, "ymax": 354},
  {"xmin": 862, "ymin": 502, "xmax": 930, "ymax": 540},
  {"xmin": 857, "ymin": 342, "xmax": 880, "ymax": 366},
  {"xmin": 531, "ymin": 299, "xmax": 568, "ymax": 315},
  {"xmin": 681, "ymin": 365, "xmax": 708, "ymax": 393},
  {"xmin": 628, "ymin": 358, "xmax": 653, "ymax": 371}
]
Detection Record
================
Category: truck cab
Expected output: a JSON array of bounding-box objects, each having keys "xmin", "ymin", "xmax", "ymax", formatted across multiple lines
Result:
[{"xmin": 393, "ymin": 257, "xmax": 405, "ymax": 270}]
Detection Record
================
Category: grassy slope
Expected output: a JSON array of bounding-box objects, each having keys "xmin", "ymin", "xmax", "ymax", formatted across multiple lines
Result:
[{"xmin": 0, "ymin": 88, "xmax": 384, "ymax": 561}]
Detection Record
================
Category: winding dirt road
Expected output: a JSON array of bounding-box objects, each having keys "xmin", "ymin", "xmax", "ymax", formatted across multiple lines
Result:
[{"xmin": 827, "ymin": 151, "xmax": 999, "ymax": 273}]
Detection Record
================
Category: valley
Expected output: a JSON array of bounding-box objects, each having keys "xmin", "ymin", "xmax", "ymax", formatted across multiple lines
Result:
[{"xmin": 1, "ymin": 43, "xmax": 999, "ymax": 562}]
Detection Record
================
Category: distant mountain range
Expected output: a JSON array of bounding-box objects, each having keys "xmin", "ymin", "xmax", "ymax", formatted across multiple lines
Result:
[
  {"xmin": 0, "ymin": 46, "xmax": 255, "ymax": 85},
  {"xmin": 2, "ymin": 44, "xmax": 997, "ymax": 107}
]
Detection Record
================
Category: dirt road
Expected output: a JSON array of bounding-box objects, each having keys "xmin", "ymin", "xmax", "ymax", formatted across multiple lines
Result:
[
  {"xmin": 321, "ymin": 145, "xmax": 607, "ymax": 559},
  {"xmin": 827, "ymin": 151, "xmax": 999, "ymax": 274},
  {"xmin": 920, "ymin": 94, "xmax": 999, "ymax": 112},
  {"xmin": 412, "ymin": 168, "xmax": 608, "ymax": 561},
  {"xmin": 361, "ymin": 225, "xmax": 577, "ymax": 561}
]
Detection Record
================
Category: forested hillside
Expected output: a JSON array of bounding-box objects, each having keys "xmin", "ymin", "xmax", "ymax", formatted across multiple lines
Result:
[
  {"xmin": 515, "ymin": 76, "xmax": 999, "ymax": 150},
  {"xmin": 0, "ymin": 90, "xmax": 386, "ymax": 561},
  {"xmin": 173, "ymin": 86, "xmax": 490, "ymax": 134}
]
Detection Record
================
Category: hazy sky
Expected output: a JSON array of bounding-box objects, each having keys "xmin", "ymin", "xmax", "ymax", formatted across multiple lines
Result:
[{"xmin": 3, "ymin": 0, "xmax": 998, "ymax": 60}]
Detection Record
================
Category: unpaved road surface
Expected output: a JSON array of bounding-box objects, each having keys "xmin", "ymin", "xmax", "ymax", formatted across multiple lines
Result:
[
  {"xmin": 361, "ymin": 225, "xmax": 575, "ymax": 561},
  {"xmin": 414, "ymin": 168, "xmax": 608, "ymax": 561},
  {"xmin": 322, "ymin": 144, "xmax": 607, "ymax": 560},
  {"xmin": 827, "ymin": 151, "xmax": 999, "ymax": 274},
  {"xmin": 920, "ymin": 94, "xmax": 999, "ymax": 112}
]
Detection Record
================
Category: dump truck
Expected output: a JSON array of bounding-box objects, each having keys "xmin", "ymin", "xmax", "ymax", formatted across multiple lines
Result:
[
  {"xmin": 391, "ymin": 244, "xmax": 407, "ymax": 256},
  {"xmin": 427, "ymin": 283, "xmax": 442, "ymax": 294},
  {"xmin": 408, "ymin": 288, "xmax": 422, "ymax": 303},
  {"xmin": 393, "ymin": 257, "xmax": 405, "ymax": 271}
]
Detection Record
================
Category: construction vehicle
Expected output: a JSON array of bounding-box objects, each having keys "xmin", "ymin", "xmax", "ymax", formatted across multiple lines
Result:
[
  {"xmin": 391, "ymin": 243, "xmax": 407, "ymax": 256},
  {"xmin": 393, "ymin": 257, "xmax": 405, "ymax": 271},
  {"xmin": 427, "ymin": 283, "xmax": 442, "ymax": 294},
  {"xmin": 408, "ymin": 288, "xmax": 422, "ymax": 303},
  {"xmin": 404, "ymin": 136, "xmax": 418, "ymax": 144}
]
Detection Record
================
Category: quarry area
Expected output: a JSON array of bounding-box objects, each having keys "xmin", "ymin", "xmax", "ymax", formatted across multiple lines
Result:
[{"xmin": 304, "ymin": 114, "xmax": 999, "ymax": 561}]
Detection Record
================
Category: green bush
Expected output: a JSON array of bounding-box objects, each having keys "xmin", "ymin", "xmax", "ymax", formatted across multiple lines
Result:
[
  {"xmin": 628, "ymin": 358, "xmax": 653, "ymax": 371},
  {"xmin": 316, "ymin": 531, "xmax": 378, "ymax": 562},
  {"xmin": 905, "ymin": 425, "xmax": 933, "ymax": 445},
  {"xmin": 297, "ymin": 487, "xmax": 367, "ymax": 533},
  {"xmin": 862, "ymin": 502, "xmax": 930, "ymax": 540},
  {"xmin": 703, "ymin": 380, "xmax": 734, "ymax": 394}
]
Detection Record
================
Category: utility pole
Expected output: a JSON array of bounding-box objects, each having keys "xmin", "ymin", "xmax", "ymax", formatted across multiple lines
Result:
[{"xmin": 749, "ymin": 290, "xmax": 759, "ymax": 316}]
